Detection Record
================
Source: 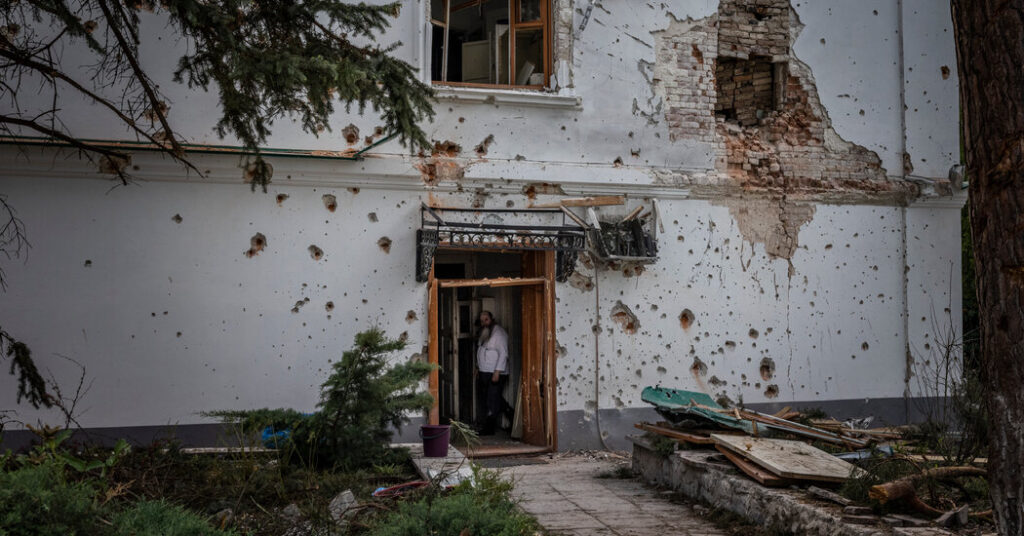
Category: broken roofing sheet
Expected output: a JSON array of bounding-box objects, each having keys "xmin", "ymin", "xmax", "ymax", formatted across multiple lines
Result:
[{"xmin": 640, "ymin": 386, "xmax": 870, "ymax": 448}]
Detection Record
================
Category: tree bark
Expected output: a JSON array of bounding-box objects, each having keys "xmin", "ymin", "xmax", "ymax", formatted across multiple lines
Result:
[{"xmin": 951, "ymin": 2, "xmax": 1024, "ymax": 534}]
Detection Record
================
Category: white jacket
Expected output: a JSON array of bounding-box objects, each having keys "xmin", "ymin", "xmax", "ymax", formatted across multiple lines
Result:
[{"xmin": 477, "ymin": 324, "xmax": 509, "ymax": 374}]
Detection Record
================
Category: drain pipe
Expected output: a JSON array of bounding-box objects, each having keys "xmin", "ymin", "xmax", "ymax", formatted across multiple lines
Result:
[{"xmin": 593, "ymin": 263, "xmax": 612, "ymax": 451}]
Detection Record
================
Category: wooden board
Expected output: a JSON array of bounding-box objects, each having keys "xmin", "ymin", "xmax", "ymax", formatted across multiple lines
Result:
[
  {"xmin": 715, "ymin": 445, "xmax": 791, "ymax": 487},
  {"xmin": 710, "ymin": 434, "xmax": 861, "ymax": 483},
  {"xmin": 635, "ymin": 422, "xmax": 715, "ymax": 445}
]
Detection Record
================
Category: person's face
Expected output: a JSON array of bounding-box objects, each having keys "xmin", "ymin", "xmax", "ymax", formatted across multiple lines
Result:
[{"xmin": 479, "ymin": 313, "xmax": 492, "ymax": 327}]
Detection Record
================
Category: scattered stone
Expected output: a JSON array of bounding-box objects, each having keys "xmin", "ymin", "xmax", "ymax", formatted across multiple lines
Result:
[
  {"xmin": 893, "ymin": 528, "xmax": 956, "ymax": 536},
  {"xmin": 882, "ymin": 516, "xmax": 907, "ymax": 527},
  {"xmin": 281, "ymin": 503, "xmax": 302, "ymax": 519},
  {"xmin": 842, "ymin": 505, "xmax": 873, "ymax": 516},
  {"xmin": 329, "ymin": 489, "xmax": 358, "ymax": 525},
  {"xmin": 806, "ymin": 485, "xmax": 852, "ymax": 506},
  {"xmin": 889, "ymin": 514, "xmax": 930, "ymax": 528},
  {"xmin": 935, "ymin": 505, "xmax": 969, "ymax": 527},
  {"xmin": 841, "ymin": 514, "xmax": 879, "ymax": 525}
]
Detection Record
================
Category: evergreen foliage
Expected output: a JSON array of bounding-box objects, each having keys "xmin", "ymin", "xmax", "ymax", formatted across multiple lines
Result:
[
  {"xmin": 0, "ymin": 462, "xmax": 103, "ymax": 536},
  {"xmin": 0, "ymin": 0, "xmax": 435, "ymax": 189},
  {"xmin": 211, "ymin": 328, "xmax": 435, "ymax": 469},
  {"xmin": 110, "ymin": 500, "xmax": 237, "ymax": 536}
]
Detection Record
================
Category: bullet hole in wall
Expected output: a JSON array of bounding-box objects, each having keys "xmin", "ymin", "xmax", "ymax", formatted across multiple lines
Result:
[
  {"xmin": 378, "ymin": 237, "xmax": 392, "ymax": 253},
  {"xmin": 83, "ymin": 260, "xmax": 92, "ymax": 267},
  {"xmin": 691, "ymin": 356, "xmax": 707, "ymax": 377},
  {"xmin": 749, "ymin": 328, "xmax": 759, "ymax": 339},
  {"xmin": 276, "ymin": 194, "xmax": 289, "ymax": 205},
  {"xmin": 322, "ymin": 194, "xmax": 338, "ymax": 212},
  {"xmin": 348, "ymin": 187, "xmax": 360, "ymax": 195},
  {"xmin": 308, "ymin": 245, "xmax": 324, "ymax": 261},
  {"xmin": 941, "ymin": 65, "xmax": 950, "ymax": 80},
  {"xmin": 764, "ymin": 384, "xmax": 779, "ymax": 398},
  {"xmin": 406, "ymin": 310, "xmax": 418, "ymax": 323},
  {"xmin": 342, "ymin": 124, "xmax": 360, "ymax": 144},
  {"xmin": 760, "ymin": 357, "xmax": 775, "ymax": 381},
  {"xmin": 245, "ymin": 233, "xmax": 267, "ymax": 258},
  {"xmin": 368, "ymin": 212, "xmax": 378, "ymax": 223},
  {"xmin": 325, "ymin": 301, "xmax": 335, "ymax": 312},
  {"xmin": 861, "ymin": 342, "xmax": 870, "ymax": 351},
  {"xmin": 679, "ymin": 309, "xmax": 695, "ymax": 330},
  {"xmin": 172, "ymin": 214, "xmax": 183, "ymax": 224},
  {"xmin": 291, "ymin": 297, "xmax": 310, "ymax": 313},
  {"xmin": 474, "ymin": 134, "xmax": 495, "ymax": 156},
  {"xmin": 610, "ymin": 301, "xmax": 640, "ymax": 334}
]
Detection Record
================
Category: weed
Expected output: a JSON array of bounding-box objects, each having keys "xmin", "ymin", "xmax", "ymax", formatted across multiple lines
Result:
[
  {"xmin": 596, "ymin": 465, "xmax": 634, "ymax": 479},
  {"xmin": 366, "ymin": 465, "xmax": 538, "ymax": 536},
  {"xmin": 110, "ymin": 500, "xmax": 235, "ymax": 536},
  {"xmin": 643, "ymin": 432, "xmax": 678, "ymax": 456}
]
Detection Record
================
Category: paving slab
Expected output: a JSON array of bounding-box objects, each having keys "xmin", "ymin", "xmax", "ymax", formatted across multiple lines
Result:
[{"xmin": 504, "ymin": 454, "xmax": 727, "ymax": 536}]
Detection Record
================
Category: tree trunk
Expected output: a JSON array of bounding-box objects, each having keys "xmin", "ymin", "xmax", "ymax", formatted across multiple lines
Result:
[{"xmin": 950, "ymin": 2, "xmax": 1024, "ymax": 534}]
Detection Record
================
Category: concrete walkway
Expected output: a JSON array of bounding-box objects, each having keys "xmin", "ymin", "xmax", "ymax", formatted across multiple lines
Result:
[{"xmin": 504, "ymin": 454, "xmax": 728, "ymax": 536}]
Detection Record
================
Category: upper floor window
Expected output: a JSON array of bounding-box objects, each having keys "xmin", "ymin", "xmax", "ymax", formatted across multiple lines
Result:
[{"xmin": 430, "ymin": 0, "xmax": 550, "ymax": 88}]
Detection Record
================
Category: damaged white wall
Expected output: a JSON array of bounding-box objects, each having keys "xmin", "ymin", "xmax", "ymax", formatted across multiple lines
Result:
[{"xmin": 0, "ymin": 0, "xmax": 963, "ymax": 449}]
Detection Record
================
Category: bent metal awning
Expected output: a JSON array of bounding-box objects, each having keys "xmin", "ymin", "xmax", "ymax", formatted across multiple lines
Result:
[{"xmin": 415, "ymin": 203, "xmax": 586, "ymax": 283}]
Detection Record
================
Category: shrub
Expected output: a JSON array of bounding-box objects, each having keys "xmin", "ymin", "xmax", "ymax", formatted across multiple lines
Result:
[
  {"xmin": 0, "ymin": 462, "xmax": 103, "ymax": 536},
  {"xmin": 367, "ymin": 467, "xmax": 538, "ymax": 536},
  {"xmin": 211, "ymin": 329, "xmax": 435, "ymax": 469},
  {"xmin": 110, "ymin": 500, "xmax": 235, "ymax": 536}
]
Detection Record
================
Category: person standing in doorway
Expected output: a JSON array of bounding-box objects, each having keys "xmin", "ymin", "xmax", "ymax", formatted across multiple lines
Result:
[{"xmin": 476, "ymin": 310, "xmax": 509, "ymax": 435}]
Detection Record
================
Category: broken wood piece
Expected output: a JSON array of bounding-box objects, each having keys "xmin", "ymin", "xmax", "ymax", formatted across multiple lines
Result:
[
  {"xmin": 868, "ymin": 466, "xmax": 987, "ymax": 504},
  {"xmin": 736, "ymin": 409, "xmax": 870, "ymax": 448},
  {"xmin": 711, "ymin": 434, "xmax": 863, "ymax": 483},
  {"xmin": 620, "ymin": 205, "xmax": 644, "ymax": 223},
  {"xmin": 531, "ymin": 196, "xmax": 625, "ymax": 208},
  {"xmin": 935, "ymin": 505, "xmax": 969, "ymax": 527},
  {"xmin": 635, "ymin": 422, "xmax": 714, "ymax": 445},
  {"xmin": 772, "ymin": 406, "xmax": 792, "ymax": 418},
  {"xmin": 559, "ymin": 206, "xmax": 590, "ymax": 228},
  {"xmin": 806, "ymin": 485, "xmax": 852, "ymax": 506},
  {"xmin": 714, "ymin": 444, "xmax": 790, "ymax": 487}
]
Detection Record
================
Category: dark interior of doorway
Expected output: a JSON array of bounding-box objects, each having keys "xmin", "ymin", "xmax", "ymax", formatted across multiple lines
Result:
[{"xmin": 434, "ymin": 251, "xmax": 526, "ymax": 450}]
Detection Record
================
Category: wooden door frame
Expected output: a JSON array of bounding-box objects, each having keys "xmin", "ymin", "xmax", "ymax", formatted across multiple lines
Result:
[{"xmin": 426, "ymin": 251, "xmax": 558, "ymax": 451}]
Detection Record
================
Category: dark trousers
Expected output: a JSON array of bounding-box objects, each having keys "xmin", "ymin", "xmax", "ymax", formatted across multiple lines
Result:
[{"xmin": 476, "ymin": 371, "xmax": 508, "ymax": 433}]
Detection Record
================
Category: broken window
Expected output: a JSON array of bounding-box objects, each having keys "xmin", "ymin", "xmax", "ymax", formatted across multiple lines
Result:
[
  {"xmin": 430, "ymin": 0, "xmax": 550, "ymax": 88},
  {"xmin": 715, "ymin": 55, "xmax": 786, "ymax": 126}
]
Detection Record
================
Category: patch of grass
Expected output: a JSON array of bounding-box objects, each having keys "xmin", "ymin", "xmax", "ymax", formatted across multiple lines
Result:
[
  {"xmin": 642, "ymin": 432, "xmax": 678, "ymax": 456},
  {"xmin": 365, "ymin": 465, "xmax": 539, "ymax": 536},
  {"xmin": 110, "ymin": 500, "xmax": 235, "ymax": 536},
  {"xmin": 596, "ymin": 465, "xmax": 634, "ymax": 479}
]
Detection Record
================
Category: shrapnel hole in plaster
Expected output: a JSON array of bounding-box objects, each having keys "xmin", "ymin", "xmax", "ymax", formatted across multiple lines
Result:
[
  {"xmin": 308, "ymin": 245, "xmax": 324, "ymax": 261},
  {"xmin": 322, "ymin": 194, "xmax": 338, "ymax": 212},
  {"xmin": 610, "ymin": 301, "xmax": 640, "ymax": 334},
  {"xmin": 244, "ymin": 233, "xmax": 267, "ymax": 258},
  {"xmin": 679, "ymin": 309, "xmax": 695, "ymax": 330},
  {"xmin": 171, "ymin": 213, "xmax": 183, "ymax": 224},
  {"xmin": 378, "ymin": 237, "xmax": 392, "ymax": 254}
]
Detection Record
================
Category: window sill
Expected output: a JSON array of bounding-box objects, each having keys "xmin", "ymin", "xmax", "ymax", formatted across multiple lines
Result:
[{"xmin": 433, "ymin": 85, "xmax": 582, "ymax": 110}]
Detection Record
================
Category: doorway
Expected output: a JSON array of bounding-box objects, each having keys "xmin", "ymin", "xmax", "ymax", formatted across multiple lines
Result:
[{"xmin": 427, "ymin": 250, "xmax": 557, "ymax": 454}]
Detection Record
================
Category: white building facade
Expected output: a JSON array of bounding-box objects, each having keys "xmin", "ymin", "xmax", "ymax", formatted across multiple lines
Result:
[{"xmin": 0, "ymin": 0, "xmax": 964, "ymax": 451}]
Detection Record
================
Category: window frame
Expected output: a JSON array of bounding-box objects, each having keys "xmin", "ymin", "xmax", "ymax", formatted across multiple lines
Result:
[{"xmin": 429, "ymin": 0, "xmax": 552, "ymax": 90}]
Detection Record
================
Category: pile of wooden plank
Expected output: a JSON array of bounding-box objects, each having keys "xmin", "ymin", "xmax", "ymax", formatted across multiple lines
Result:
[{"xmin": 637, "ymin": 386, "xmax": 902, "ymax": 486}]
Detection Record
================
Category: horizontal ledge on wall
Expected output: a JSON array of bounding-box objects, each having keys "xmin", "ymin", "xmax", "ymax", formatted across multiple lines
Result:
[{"xmin": 433, "ymin": 86, "xmax": 583, "ymax": 110}]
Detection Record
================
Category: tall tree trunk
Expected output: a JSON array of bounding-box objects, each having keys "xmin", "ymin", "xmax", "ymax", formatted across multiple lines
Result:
[{"xmin": 951, "ymin": 2, "xmax": 1024, "ymax": 534}]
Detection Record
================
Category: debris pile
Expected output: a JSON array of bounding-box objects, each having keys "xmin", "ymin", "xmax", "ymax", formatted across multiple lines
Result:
[{"xmin": 635, "ymin": 386, "xmax": 991, "ymax": 532}]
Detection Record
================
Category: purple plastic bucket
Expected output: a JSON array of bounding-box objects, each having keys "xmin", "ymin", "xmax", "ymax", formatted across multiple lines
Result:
[{"xmin": 420, "ymin": 424, "xmax": 450, "ymax": 457}]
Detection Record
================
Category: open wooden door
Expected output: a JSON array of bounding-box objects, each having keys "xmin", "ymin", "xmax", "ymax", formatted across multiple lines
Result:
[{"xmin": 520, "ymin": 251, "xmax": 558, "ymax": 450}]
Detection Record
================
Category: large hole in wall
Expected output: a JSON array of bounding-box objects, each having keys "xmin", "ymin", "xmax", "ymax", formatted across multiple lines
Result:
[{"xmin": 714, "ymin": 55, "xmax": 786, "ymax": 127}]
